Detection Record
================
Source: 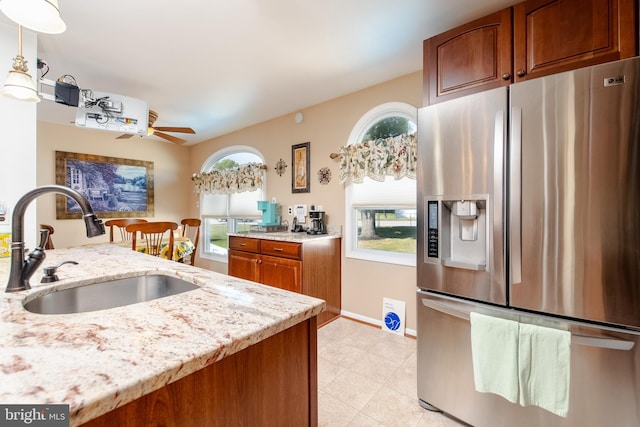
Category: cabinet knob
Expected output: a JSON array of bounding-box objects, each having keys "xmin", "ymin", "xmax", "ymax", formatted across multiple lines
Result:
[
  {"xmin": 516, "ymin": 69, "xmax": 526, "ymax": 77},
  {"xmin": 502, "ymin": 72, "xmax": 511, "ymax": 80}
]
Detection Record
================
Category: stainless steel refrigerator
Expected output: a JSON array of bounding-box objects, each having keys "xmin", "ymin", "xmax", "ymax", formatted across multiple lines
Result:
[{"xmin": 417, "ymin": 57, "xmax": 640, "ymax": 426}]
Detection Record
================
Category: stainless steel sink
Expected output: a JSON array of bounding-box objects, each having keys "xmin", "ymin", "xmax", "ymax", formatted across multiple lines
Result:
[{"xmin": 23, "ymin": 274, "xmax": 200, "ymax": 314}]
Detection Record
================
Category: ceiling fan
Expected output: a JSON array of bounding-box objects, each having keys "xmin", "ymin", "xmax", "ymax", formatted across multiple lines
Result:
[{"xmin": 116, "ymin": 110, "xmax": 195, "ymax": 145}]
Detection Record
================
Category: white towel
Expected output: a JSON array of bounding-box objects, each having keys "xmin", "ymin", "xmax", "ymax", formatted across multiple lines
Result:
[
  {"xmin": 469, "ymin": 312, "xmax": 519, "ymax": 403},
  {"xmin": 518, "ymin": 323, "xmax": 571, "ymax": 417}
]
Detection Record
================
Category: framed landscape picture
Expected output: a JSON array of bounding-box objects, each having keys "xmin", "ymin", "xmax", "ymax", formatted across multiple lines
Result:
[
  {"xmin": 55, "ymin": 151, "xmax": 154, "ymax": 219},
  {"xmin": 291, "ymin": 142, "xmax": 310, "ymax": 193}
]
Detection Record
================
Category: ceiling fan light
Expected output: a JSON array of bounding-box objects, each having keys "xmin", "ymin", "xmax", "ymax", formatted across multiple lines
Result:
[
  {"xmin": 2, "ymin": 68, "xmax": 40, "ymax": 102},
  {"xmin": 0, "ymin": 0, "xmax": 66, "ymax": 34},
  {"xmin": 147, "ymin": 127, "xmax": 155, "ymax": 136}
]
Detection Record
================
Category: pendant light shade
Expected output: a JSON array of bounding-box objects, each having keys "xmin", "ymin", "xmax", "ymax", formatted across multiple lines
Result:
[
  {"xmin": 2, "ymin": 25, "xmax": 41, "ymax": 103},
  {"xmin": 3, "ymin": 68, "xmax": 40, "ymax": 102},
  {"xmin": 0, "ymin": 0, "xmax": 66, "ymax": 34}
]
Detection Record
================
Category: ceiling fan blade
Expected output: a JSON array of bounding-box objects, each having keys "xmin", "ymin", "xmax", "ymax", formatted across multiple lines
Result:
[
  {"xmin": 116, "ymin": 134, "xmax": 135, "ymax": 139},
  {"xmin": 152, "ymin": 126, "xmax": 196, "ymax": 134},
  {"xmin": 154, "ymin": 131, "xmax": 186, "ymax": 145}
]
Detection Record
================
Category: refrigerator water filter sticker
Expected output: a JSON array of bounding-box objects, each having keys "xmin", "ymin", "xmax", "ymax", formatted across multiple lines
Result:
[{"xmin": 382, "ymin": 298, "xmax": 405, "ymax": 335}]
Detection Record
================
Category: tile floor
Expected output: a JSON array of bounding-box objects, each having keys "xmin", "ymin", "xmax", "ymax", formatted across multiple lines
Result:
[{"xmin": 317, "ymin": 317, "xmax": 466, "ymax": 427}]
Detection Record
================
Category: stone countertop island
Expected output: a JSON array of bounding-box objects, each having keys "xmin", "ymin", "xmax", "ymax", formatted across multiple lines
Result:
[{"xmin": 0, "ymin": 244, "xmax": 324, "ymax": 426}]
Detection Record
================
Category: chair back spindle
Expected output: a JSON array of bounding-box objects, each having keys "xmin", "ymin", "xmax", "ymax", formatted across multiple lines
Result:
[
  {"xmin": 105, "ymin": 219, "xmax": 148, "ymax": 242},
  {"xmin": 180, "ymin": 218, "xmax": 201, "ymax": 266},
  {"xmin": 126, "ymin": 222, "xmax": 178, "ymax": 259}
]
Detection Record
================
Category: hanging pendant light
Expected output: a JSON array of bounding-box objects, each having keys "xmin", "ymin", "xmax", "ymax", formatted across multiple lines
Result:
[
  {"xmin": 2, "ymin": 25, "xmax": 40, "ymax": 103},
  {"xmin": 0, "ymin": 0, "xmax": 66, "ymax": 34}
]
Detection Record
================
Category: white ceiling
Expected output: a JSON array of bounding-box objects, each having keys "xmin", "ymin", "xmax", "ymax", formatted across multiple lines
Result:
[{"xmin": 21, "ymin": 0, "xmax": 516, "ymax": 145}]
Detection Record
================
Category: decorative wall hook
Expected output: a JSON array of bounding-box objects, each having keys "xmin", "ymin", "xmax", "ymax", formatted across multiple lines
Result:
[
  {"xmin": 318, "ymin": 167, "xmax": 331, "ymax": 185},
  {"xmin": 275, "ymin": 158, "xmax": 287, "ymax": 176}
]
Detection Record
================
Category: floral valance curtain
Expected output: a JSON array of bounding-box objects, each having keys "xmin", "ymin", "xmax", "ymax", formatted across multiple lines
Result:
[
  {"xmin": 192, "ymin": 163, "xmax": 265, "ymax": 195},
  {"xmin": 338, "ymin": 134, "xmax": 417, "ymax": 184}
]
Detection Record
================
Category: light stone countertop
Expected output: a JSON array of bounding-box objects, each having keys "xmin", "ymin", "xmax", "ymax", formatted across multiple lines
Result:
[
  {"xmin": 228, "ymin": 229, "xmax": 342, "ymax": 242},
  {"xmin": 0, "ymin": 244, "xmax": 325, "ymax": 426}
]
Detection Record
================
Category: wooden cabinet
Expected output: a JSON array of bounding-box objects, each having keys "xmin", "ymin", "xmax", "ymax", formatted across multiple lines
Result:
[
  {"xmin": 81, "ymin": 318, "xmax": 318, "ymax": 427},
  {"xmin": 229, "ymin": 235, "xmax": 341, "ymax": 326},
  {"xmin": 513, "ymin": 0, "xmax": 636, "ymax": 81},
  {"xmin": 227, "ymin": 249, "xmax": 261, "ymax": 282},
  {"xmin": 229, "ymin": 237, "xmax": 301, "ymax": 292},
  {"xmin": 424, "ymin": 8, "xmax": 513, "ymax": 105},
  {"xmin": 424, "ymin": 0, "xmax": 637, "ymax": 105},
  {"xmin": 261, "ymin": 255, "xmax": 302, "ymax": 293}
]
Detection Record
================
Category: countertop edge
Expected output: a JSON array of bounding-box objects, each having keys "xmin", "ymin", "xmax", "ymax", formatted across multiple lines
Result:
[{"xmin": 228, "ymin": 231, "xmax": 341, "ymax": 242}]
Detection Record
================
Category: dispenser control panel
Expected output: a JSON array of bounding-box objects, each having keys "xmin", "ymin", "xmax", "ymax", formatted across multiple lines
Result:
[
  {"xmin": 427, "ymin": 201, "xmax": 438, "ymax": 257},
  {"xmin": 425, "ymin": 196, "xmax": 488, "ymax": 271}
]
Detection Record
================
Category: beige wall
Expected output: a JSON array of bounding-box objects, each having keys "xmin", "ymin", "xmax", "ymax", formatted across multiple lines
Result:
[
  {"xmin": 35, "ymin": 71, "xmax": 421, "ymax": 331},
  {"xmin": 190, "ymin": 71, "xmax": 422, "ymax": 330},
  {"xmin": 36, "ymin": 122, "xmax": 191, "ymax": 248}
]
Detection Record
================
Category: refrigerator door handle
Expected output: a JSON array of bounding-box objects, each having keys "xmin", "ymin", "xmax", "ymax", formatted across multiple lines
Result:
[
  {"xmin": 421, "ymin": 297, "xmax": 635, "ymax": 351},
  {"xmin": 570, "ymin": 335, "xmax": 634, "ymax": 351},
  {"xmin": 509, "ymin": 107, "xmax": 522, "ymax": 285}
]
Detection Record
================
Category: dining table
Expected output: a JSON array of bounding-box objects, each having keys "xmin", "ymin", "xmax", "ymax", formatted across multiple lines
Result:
[{"xmin": 113, "ymin": 236, "xmax": 195, "ymax": 261}]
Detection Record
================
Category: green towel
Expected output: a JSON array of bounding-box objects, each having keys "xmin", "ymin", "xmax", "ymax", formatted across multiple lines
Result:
[
  {"xmin": 518, "ymin": 323, "xmax": 571, "ymax": 417},
  {"xmin": 470, "ymin": 312, "xmax": 519, "ymax": 403}
]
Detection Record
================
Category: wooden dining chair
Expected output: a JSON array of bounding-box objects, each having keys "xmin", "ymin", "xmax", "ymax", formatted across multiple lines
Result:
[
  {"xmin": 180, "ymin": 218, "xmax": 201, "ymax": 266},
  {"xmin": 126, "ymin": 221, "xmax": 178, "ymax": 259},
  {"xmin": 40, "ymin": 224, "xmax": 55, "ymax": 249},
  {"xmin": 105, "ymin": 218, "xmax": 148, "ymax": 242}
]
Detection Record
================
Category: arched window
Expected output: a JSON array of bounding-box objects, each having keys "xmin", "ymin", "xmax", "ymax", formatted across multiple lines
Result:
[
  {"xmin": 345, "ymin": 102, "xmax": 417, "ymax": 266},
  {"xmin": 199, "ymin": 146, "xmax": 265, "ymax": 261}
]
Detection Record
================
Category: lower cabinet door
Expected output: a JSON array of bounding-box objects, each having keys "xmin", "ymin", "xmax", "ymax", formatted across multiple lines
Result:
[
  {"xmin": 261, "ymin": 254, "xmax": 302, "ymax": 293},
  {"xmin": 228, "ymin": 250, "xmax": 261, "ymax": 283}
]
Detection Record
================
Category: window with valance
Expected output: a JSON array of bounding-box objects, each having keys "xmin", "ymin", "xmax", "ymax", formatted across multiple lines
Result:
[
  {"xmin": 342, "ymin": 102, "xmax": 418, "ymax": 267},
  {"xmin": 196, "ymin": 149, "xmax": 265, "ymax": 261},
  {"xmin": 192, "ymin": 162, "xmax": 265, "ymax": 195},
  {"xmin": 338, "ymin": 133, "xmax": 417, "ymax": 185}
]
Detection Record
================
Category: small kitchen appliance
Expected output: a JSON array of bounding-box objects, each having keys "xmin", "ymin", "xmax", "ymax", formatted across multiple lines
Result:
[
  {"xmin": 307, "ymin": 210, "xmax": 326, "ymax": 235},
  {"xmin": 257, "ymin": 201, "xmax": 281, "ymax": 226}
]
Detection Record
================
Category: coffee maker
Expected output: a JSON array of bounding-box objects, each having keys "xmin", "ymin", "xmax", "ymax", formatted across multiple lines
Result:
[
  {"xmin": 257, "ymin": 200, "xmax": 281, "ymax": 226},
  {"xmin": 307, "ymin": 210, "xmax": 326, "ymax": 235}
]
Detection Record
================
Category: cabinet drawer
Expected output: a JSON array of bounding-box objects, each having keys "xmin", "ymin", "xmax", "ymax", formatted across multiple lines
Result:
[
  {"xmin": 261, "ymin": 240, "xmax": 301, "ymax": 260},
  {"xmin": 229, "ymin": 236, "xmax": 260, "ymax": 253}
]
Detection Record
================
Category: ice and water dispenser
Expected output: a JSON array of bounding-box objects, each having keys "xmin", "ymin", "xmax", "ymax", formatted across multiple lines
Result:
[{"xmin": 426, "ymin": 196, "xmax": 488, "ymax": 271}]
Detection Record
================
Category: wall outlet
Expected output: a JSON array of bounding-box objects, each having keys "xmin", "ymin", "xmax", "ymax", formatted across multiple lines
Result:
[{"xmin": 288, "ymin": 206, "xmax": 293, "ymax": 215}]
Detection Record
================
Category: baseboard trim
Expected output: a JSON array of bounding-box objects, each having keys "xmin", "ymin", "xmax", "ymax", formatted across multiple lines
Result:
[{"xmin": 340, "ymin": 310, "xmax": 416, "ymax": 338}]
